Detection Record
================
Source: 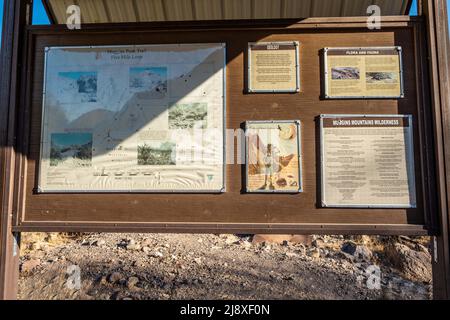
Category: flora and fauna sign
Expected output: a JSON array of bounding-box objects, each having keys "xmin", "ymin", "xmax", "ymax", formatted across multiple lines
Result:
[{"xmin": 323, "ymin": 47, "xmax": 404, "ymax": 99}]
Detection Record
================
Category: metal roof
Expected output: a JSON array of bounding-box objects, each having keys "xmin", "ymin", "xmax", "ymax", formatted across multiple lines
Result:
[{"xmin": 43, "ymin": 0, "xmax": 413, "ymax": 24}]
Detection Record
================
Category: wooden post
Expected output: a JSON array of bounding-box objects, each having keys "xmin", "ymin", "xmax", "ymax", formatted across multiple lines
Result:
[
  {"xmin": 423, "ymin": 0, "xmax": 450, "ymax": 300},
  {"xmin": 417, "ymin": 0, "xmax": 424, "ymax": 16},
  {"xmin": 0, "ymin": 0, "xmax": 31, "ymax": 300}
]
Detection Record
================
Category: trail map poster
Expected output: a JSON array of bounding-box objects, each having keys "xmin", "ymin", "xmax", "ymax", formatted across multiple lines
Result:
[
  {"xmin": 246, "ymin": 121, "xmax": 302, "ymax": 193},
  {"xmin": 38, "ymin": 44, "xmax": 226, "ymax": 192},
  {"xmin": 320, "ymin": 115, "xmax": 416, "ymax": 208},
  {"xmin": 248, "ymin": 42, "xmax": 300, "ymax": 93},
  {"xmin": 324, "ymin": 47, "xmax": 403, "ymax": 98}
]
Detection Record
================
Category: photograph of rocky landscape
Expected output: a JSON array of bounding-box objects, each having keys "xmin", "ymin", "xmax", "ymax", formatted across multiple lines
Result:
[
  {"xmin": 331, "ymin": 67, "xmax": 361, "ymax": 80},
  {"xmin": 169, "ymin": 103, "xmax": 208, "ymax": 129},
  {"xmin": 129, "ymin": 66, "xmax": 167, "ymax": 98},
  {"xmin": 50, "ymin": 133, "xmax": 93, "ymax": 167},
  {"xmin": 366, "ymin": 72, "xmax": 398, "ymax": 83},
  {"xmin": 137, "ymin": 142, "xmax": 176, "ymax": 166},
  {"xmin": 58, "ymin": 71, "xmax": 98, "ymax": 103}
]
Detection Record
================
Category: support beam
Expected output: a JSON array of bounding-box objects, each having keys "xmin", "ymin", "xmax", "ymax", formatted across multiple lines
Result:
[
  {"xmin": 418, "ymin": 0, "xmax": 424, "ymax": 16},
  {"xmin": 423, "ymin": 0, "xmax": 450, "ymax": 300},
  {"xmin": 0, "ymin": 0, "xmax": 32, "ymax": 300}
]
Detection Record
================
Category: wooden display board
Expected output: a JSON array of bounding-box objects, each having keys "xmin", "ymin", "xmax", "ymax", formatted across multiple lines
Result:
[
  {"xmin": 9, "ymin": 18, "xmax": 435, "ymax": 235},
  {"xmin": 2, "ymin": 0, "xmax": 450, "ymax": 300}
]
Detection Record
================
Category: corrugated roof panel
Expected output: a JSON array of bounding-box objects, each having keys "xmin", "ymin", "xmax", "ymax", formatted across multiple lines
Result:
[
  {"xmin": 310, "ymin": 0, "xmax": 345, "ymax": 17},
  {"xmin": 163, "ymin": 0, "xmax": 194, "ymax": 21},
  {"xmin": 341, "ymin": 0, "xmax": 373, "ymax": 16},
  {"xmin": 282, "ymin": 0, "xmax": 312, "ymax": 19},
  {"xmin": 47, "ymin": 0, "xmax": 61, "ymax": 23},
  {"xmin": 374, "ymin": 0, "xmax": 406, "ymax": 16},
  {"xmin": 135, "ymin": 0, "xmax": 166, "ymax": 22},
  {"xmin": 392, "ymin": 0, "xmax": 407, "ymax": 15},
  {"xmin": 48, "ymin": 0, "xmax": 74, "ymax": 24},
  {"xmin": 194, "ymin": 0, "xmax": 223, "ymax": 20},
  {"xmin": 223, "ymin": 0, "xmax": 252, "ymax": 19},
  {"xmin": 253, "ymin": 0, "xmax": 282, "ymax": 19},
  {"xmin": 104, "ymin": 0, "xmax": 137, "ymax": 23},
  {"xmin": 44, "ymin": 0, "xmax": 412, "ymax": 24},
  {"xmin": 77, "ymin": 0, "xmax": 109, "ymax": 23}
]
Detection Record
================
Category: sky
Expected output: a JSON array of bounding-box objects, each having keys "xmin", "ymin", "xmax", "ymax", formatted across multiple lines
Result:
[{"xmin": 0, "ymin": 0, "xmax": 449, "ymax": 41}]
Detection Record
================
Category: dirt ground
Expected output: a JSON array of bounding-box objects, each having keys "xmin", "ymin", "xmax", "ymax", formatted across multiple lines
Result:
[{"xmin": 18, "ymin": 233, "xmax": 432, "ymax": 300}]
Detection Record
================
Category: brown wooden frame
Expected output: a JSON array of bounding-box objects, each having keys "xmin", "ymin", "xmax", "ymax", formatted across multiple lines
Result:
[
  {"xmin": 0, "ymin": 0, "xmax": 32, "ymax": 301},
  {"xmin": 423, "ymin": 0, "xmax": 450, "ymax": 300},
  {"xmin": 13, "ymin": 16, "xmax": 434, "ymax": 236},
  {"xmin": 1, "ymin": 0, "xmax": 449, "ymax": 300}
]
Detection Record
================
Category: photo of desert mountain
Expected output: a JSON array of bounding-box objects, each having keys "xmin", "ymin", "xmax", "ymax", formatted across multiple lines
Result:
[
  {"xmin": 50, "ymin": 133, "xmax": 92, "ymax": 167},
  {"xmin": 247, "ymin": 122, "xmax": 301, "ymax": 193},
  {"xmin": 58, "ymin": 71, "xmax": 97, "ymax": 103},
  {"xmin": 331, "ymin": 67, "xmax": 360, "ymax": 80},
  {"xmin": 129, "ymin": 66, "xmax": 167, "ymax": 99}
]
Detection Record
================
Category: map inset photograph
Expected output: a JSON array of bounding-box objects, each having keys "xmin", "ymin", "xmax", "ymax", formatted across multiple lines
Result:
[
  {"xmin": 50, "ymin": 132, "xmax": 93, "ymax": 167},
  {"xmin": 169, "ymin": 103, "xmax": 207, "ymax": 129},
  {"xmin": 366, "ymin": 72, "xmax": 398, "ymax": 83},
  {"xmin": 137, "ymin": 141, "xmax": 176, "ymax": 166},
  {"xmin": 58, "ymin": 71, "xmax": 97, "ymax": 103},
  {"xmin": 331, "ymin": 67, "xmax": 360, "ymax": 80},
  {"xmin": 129, "ymin": 67, "xmax": 167, "ymax": 98}
]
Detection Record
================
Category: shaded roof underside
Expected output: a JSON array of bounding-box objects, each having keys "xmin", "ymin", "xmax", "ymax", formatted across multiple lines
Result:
[{"xmin": 44, "ymin": 0, "xmax": 412, "ymax": 24}]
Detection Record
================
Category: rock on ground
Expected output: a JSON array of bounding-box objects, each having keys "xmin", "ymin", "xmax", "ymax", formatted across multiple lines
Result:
[
  {"xmin": 384, "ymin": 242, "xmax": 432, "ymax": 283},
  {"xmin": 18, "ymin": 233, "xmax": 432, "ymax": 300}
]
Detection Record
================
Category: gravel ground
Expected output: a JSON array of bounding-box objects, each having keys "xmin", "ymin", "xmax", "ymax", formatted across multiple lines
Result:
[{"xmin": 18, "ymin": 233, "xmax": 432, "ymax": 300}]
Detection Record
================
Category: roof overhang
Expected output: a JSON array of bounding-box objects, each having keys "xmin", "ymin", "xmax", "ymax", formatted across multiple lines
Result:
[{"xmin": 42, "ymin": 0, "xmax": 413, "ymax": 25}]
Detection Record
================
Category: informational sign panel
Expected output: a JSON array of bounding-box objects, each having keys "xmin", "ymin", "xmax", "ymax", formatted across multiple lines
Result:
[
  {"xmin": 20, "ymin": 23, "xmax": 430, "ymax": 234},
  {"xmin": 246, "ymin": 120, "xmax": 302, "ymax": 193},
  {"xmin": 248, "ymin": 42, "xmax": 300, "ymax": 93},
  {"xmin": 323, "ymin": 47, "xmax": 404, "ymax": 99},
  {"xmin": 320, "ymin": 115, "xmax": 416, "ymax": 208},
  {"xmin": 39, "ymin": 44, "xmax": 226, "ymax": 193}
]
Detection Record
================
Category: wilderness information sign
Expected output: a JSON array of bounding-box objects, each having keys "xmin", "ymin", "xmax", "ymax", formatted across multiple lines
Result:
[
  {"xmin": 38, "ymin": 44, "xmax": 225, "ymax": 192},
  {"xmin": 324, "ymin": 47, "xmax": 403, "ymax": 98},
  {"xmin": 320, "ymin": 115, "xmax": 416, "ymax": 208},
  {"xmin": 248, "ymin": 42, "xmax": 300, "ymax": 93}
]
